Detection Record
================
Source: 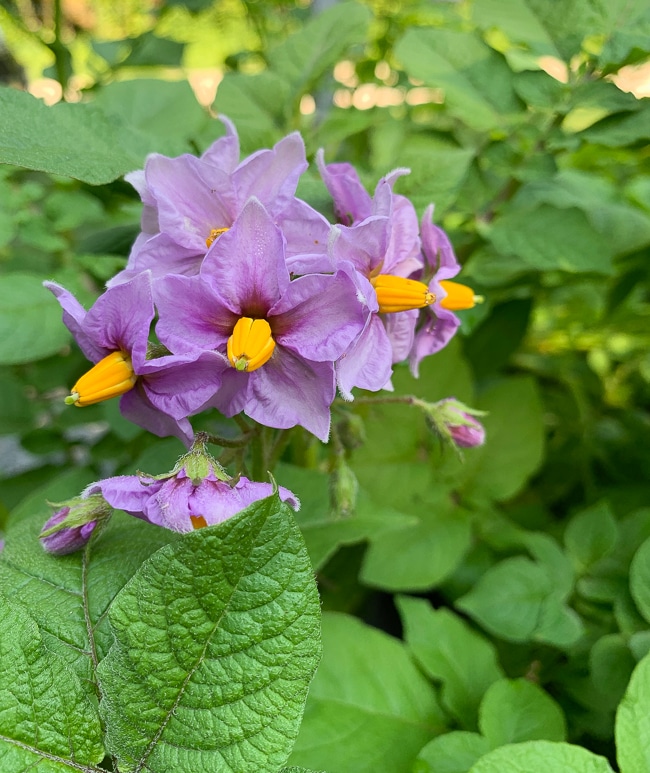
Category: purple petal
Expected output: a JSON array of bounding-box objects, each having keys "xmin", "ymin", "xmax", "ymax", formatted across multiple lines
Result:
[
  {"xmin": 279, "ymin": 197, "xmax": 333, "ymax": 275},
  {"xmin": 139, "ymin": 350, "xmax": 227, "ymax": 419},
  {"xmin": 145, "ymin": 153, "xmax": 235, "ymax": 252},
  {"xmin": 384, "ymin": 308, "xmax": 419, "ymax": 363},
  {"xmin": 44, "ymin": 281, "xmax": 107, "ymax": 362},
  {"xmin": 232, "ymin": 132, "xmax": 307, "ymax": 213},
  {"xmin": 317, "ymin": 149, "xmax": 373, "ymax": 224},
  {"xmin": 84, "ymin": 272, "xmax": 154, "ymax": 368},
  {"xmin": 112, "ymin": 233, "xmax": 203, "ymax": 286},
  {"xmin": 421, "ymin": 204, "xmax": 460, "ymax": 280},
  {"xmin": 329, "ymin": 216, "xmax": 390, "ymax": 276},
  {"xmin": 206, "ymin": 367, "xmax": 251, "ymax": 418},
  {"xmin": 154, "ymin": 274, "xmax": 236, "ymax": 354},
  {"xmin": 89, "ymin": 475, "xmax": 158, "ymax": 517},
  {"xmin": 336, "ymin": 316, "xmax": 393, "ymax": 399},
  {"xmin": 200, "ymin": 198, "xmax": 289, "ymax": 316},
  {"xmin": 245, "ymin": 349, "xmax": 335, "ymax": 441},
  {"xmin": 119, "ymin": 384, "xmax": 195, "ymax": 446},
  {"xmin": 409, "ymin": 308, "xmax": 461, "ymax": 377},
  {"xmin": 269, "ymin": 267, "xmax": 366, "ymax": 362},
  {"xmin": 200, "ymin": 115, "xmax": 241, "ymax": 173}
]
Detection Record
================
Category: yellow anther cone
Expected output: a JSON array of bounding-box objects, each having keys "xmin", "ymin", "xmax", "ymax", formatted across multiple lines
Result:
[
  {"xmin": 371, "ymin": 274, "xmax": 435, "ymax": 314},
  {"xmin": 206, "ymin": 227, "xmax": 229, "ymax": 248},
  {"xmin": 65, "ymin": 351, "xmax": 137, "ymax": 407},
  {"xmin": 227, "ymin": 317, "xmax": 276, "ymax": 372},
  {"xmin": 439, "ymin": 280, "xmax": 481, "ymax": 311}
]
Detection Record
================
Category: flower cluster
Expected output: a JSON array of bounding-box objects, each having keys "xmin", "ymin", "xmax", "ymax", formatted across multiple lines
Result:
[
  {"xmin": 39, "ymin": 434, "xmax": 299, "ymax": 552},
  {"xmin": 46, "ymin": 116, "xmax": 479, "ymax": 444}
]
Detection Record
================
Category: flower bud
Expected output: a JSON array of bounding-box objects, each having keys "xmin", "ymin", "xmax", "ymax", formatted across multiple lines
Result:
[
  {"xmin": 434, "ymin": 397, "xmax": 486, "ymax": 448},
  {"xmin": 39, "ymin": 493, "xmax": 112, "ymax": 555}
]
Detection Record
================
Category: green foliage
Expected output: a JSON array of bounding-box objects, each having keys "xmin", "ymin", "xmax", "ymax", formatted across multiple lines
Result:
[
  {"xmin": 1, "ymin": 0, "xmax": 649, "ymax": 770},
  {"xmin": 288, "ymin": 613, "xmax": 445, "ymax": 773}
]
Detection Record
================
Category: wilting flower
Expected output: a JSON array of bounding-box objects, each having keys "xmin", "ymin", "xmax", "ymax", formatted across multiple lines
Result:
[
  {"xmin": 39, "ymin": 493, "xmax": 112, "ymax": 555},
  {"xmin": 430, "ymin": 397, "xmax": 486, "ymax": 449},
  {"xmin": 154, "ymin": 197, "xmax": 366, "ymax": 441},
  {"xmin": 410, "ymin": 205, "xmax": 482, "ymax": 377},
  {"xmin": 110, "ymin": 117, "xmax": 331, "ymax": 285},
  {"xmin": 44, "ymin": 272, "xmax": 223, "ymax": 445},
  {"xmin": 89, "ymin": 434, "xmax": 299, "ymax": 533}
]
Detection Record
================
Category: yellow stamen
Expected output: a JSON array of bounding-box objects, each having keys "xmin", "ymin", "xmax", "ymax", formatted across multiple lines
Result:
[
  {"xmin": 206, "ymin": 227, "xmax": 229, "ymax": 248},
  {"xmin": 190, "ymin": 515, "xmax": 208, "ymax": 530},
  {"xmin": 439, "ymin": 280, "xmax": 482, "ymax": 311},
  {"xmin": 65, "ymin": 351, "xmax": 137, "ymax": 407},
  {"xmin": 227, "ymin": 317, "xmax": 276, "ymax": 372},
  {"xmin": 371, "ymin": 274, "xmax": 435, "ymax": 314}
]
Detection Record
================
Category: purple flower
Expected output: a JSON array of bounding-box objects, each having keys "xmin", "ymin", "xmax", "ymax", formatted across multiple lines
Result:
[
  {"xmin": 39, "ymin": 493, "xmax": 111, "ymax": 555},
  {"xmin": 110, "ymin": 117, "xmax": 331, "ymax": 285},
  {"xmin": 154, "ymin": 197, "xmax": 366, "ymax": 441},
  {"xmin": 434, "ymin": 398, "xmax": 486, "ymax": 449},
  {"xmin": 409, "ymin": 205, "xmax": 479, "ymax": 377},
  {"xmin": 44, "ymin": 272, "xmax": 224, "ymax": 445},
  {"xmin": 317, "ymin": 158, "xmax": 429, "ymax": 396},
  {"xmin": 89, "ymin": 435, "xmax": 299, "ymax": 533}
]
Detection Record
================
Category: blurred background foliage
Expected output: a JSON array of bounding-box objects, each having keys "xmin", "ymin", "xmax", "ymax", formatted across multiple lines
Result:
[{"xmin": 0, "ymin": 0, "xmax": 650, "ymax": 771}]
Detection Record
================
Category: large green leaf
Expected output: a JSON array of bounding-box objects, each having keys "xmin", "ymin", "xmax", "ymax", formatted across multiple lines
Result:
[
  {"xmin": 0, "ymin": 469, "xmax": 175, "ymax": 694},
  {"xmin": 0, "ymin": 87, "xmax": 142, "ymax": 184},
  {"xmin": 360, "ymin": 484, "xmax": 472, "ymax": 591},
  {"xmin": 0, "ymin": 274, "xmax": 72, "ymax": 364},
  {"xmin": 416, "ymin": 732, "xmax": 490, "ymax": 773},
  {"xmin": 616, "ymin": 651, "xmax": 650, "ymax": 773},
  {"xmin": 0, "ymin": 596, "xmax": 104, "ymax": 771},
  {"xmin": 288, "ymin": 612, "xmax": 445, "ymax": 773},
  {"xmin": 395, "ymin": 28, "xmax": 522, "ymax": 132},
  {"xmin": 469, "ymin": 740, "xmax": 615, "ymax": 772},
  {"xmin": 398, "ymin": 596, "xmax": 504, "ymax": 730},
  {"xmin": 485, "ymin": 204, "xmax": 614, "ymax": 274},
  {"xmin": 457, "ymin": 554, "xmax": 582, "ymax": 647},
  {"xmin": 268, "ymin": 1, "xmax": 371, "ymax": 99},
  {"xmin": 457, "ymin": 377, "xmax": 545, "ymax": 502},
  {"xmin": 278, "ymin": 463, "xmax": 416, "ymax": 571},
  {"xmin": 92, "ymin": 78, "xmax": 217, "ymax": 159},
  {"xmin": 630, "ymin": 535, "xmax": 650, "ymax": 624},
  {"xmin": 479, "ymin": 679, "xmax": 566, "ymax": 746},
  {"xmin": 98, "ymin": 497, "xmax": 321, "ymax": 773}
]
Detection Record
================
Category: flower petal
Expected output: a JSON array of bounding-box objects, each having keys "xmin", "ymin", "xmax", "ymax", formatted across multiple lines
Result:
[
  {"xmin": 44, "ymin": 281, "xmax": 107, "ymax": 363},
  {"xmin": 119, "ymin": 384, "xmax": 195, "ymax": 446},
  {"xmin": 336, "ymin": 316, "xmax": 393, "ymax": 398},
  {"xmin": 200, "ymin": 197, "xmax": 289, "ymax": 316}
]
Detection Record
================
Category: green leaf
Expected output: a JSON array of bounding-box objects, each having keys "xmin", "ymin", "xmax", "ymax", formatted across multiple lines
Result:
[
  {"xmin": 479, "ymin": 679, "xmax": 566, "ymax": 746},
  {"xmin": 0, "ymin": 596, "xmax": 104, "ymax": 770},
  {"xmin": 98, "ymin": 497, "xmax": 321, "ymax": 773},
  {"xmin": 398, "ymin": 596, "xmax": 504, "ymax": 729},
  {"xmin": 277, "ymin": 464, "xmax": 416, "ymax": 571},
  {"xmin": 579, "ymin": 103, "xmax": 650, "ymax": 147},
  {"xmin": 215, "ymin": 71, "xmax": 292, "ymax": 151},
  {"xmin": 268, "ymin": 1, "xmax": 371, "ymax": 99},
  {"xmin": 360, "ymin": 487, "xmax": 472, "ymax": 591},
  {"xmin": 0, "ymin": 470, "xmax": 174, "ymax": 694},
  {"xmin": 457, "ymin": 377, "xmax": 545, "ymax": 502},
  {"xmin": 457, "ymin": 558, "xmax": 546, "ymax": 642},
  {"xmin": 564, "ymin": 501, "xmax": 619, "ymax": 572},
  {"xmin": 469, "ymin": 740, "xmax": 615, "ymax": 773},
  {"xmin": 384, "ymin": 136, "xmax": 474, "ymax": 215},
  {"xmin": 0, "ymin": 274, "xmax": 72, "ymax": 364},
  {"xmin": 630, "ymin": 536, "xmax": 650, "ymax": 624},
  {"xmin": 289, "ymin": 612, "xmax": 445, "ymax": 773},
  {"xmin": 417, "ymin": 732, "xmax": 490, "ymax": 773},
  {"xmin": 616, "ymin": 653, "xmax": 650, "ymax": 773},
  {"xmin": 395, "ymin": 28, "xmax": 522, "ymax": 132},
  {"xmin": 590, "ymin": 634, "xmax": 636, "ymax": 711},
  {"xmin": 92, "ymin": 78, "xmax": 217, "ymax": 159},
  {"xmin": 471, "ymin": 0, "xmax": 562, "ymax": 59},
  {"xmin": 485, "ymin": 204, "xmax": 614, "ymax": 274},
  {"xmin": 0, "ymin": 87, "xmax": 142, "ymax": 184}
]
